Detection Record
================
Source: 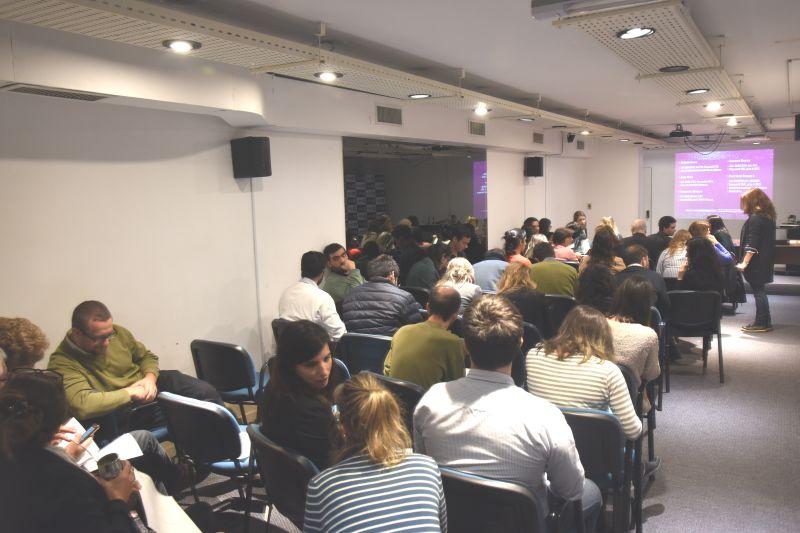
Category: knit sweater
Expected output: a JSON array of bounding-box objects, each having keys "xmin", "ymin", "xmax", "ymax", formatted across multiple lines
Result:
[
  {"xmin": 47, "ymin": 325, "xmax": 159, "ymax": 420},
  {"xmin": 607, "ymin": 320, "xmax": 660, "ymax": 411},
  {"xmin": 321, "ymin": 269, "xmax": 364, "ymax": 304}
]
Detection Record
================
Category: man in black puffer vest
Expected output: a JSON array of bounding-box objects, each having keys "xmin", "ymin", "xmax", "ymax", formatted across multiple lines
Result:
[{"xmin": 341, "ymin": 254, "xmax": 423, "ymax": 336}]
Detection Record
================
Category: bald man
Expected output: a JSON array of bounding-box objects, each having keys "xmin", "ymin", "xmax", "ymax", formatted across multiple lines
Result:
[{"xmin": 620, "ymin": 218, "xmax": 649, "ymax": 253}]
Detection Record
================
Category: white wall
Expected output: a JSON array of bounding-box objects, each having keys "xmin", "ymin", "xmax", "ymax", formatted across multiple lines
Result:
[
  {"xmin": 644, "ymin": 143, "xmax": 800, "ymax": 238},
  {"xmin": 486, "ymin": 150, "xmax": 527, "ymax": 248},
  {"xmin": 580, "ymin": 142, "xmax": 642, "ymax": 236}
]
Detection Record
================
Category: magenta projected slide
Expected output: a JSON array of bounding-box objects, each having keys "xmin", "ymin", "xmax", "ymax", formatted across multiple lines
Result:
[
  {"xmin": 674, "ymin": 149, "xmax": 774, "ymax": 220},
  {"xmin": 472, "ymin": 160, "xmax": 487, "ymax": 219}
]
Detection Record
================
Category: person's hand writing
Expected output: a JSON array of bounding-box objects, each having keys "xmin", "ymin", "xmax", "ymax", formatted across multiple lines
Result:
[
  {"xmin": 96, "ymin": 461, "xmax": 140, "ymax": 503},
  {"xmin": 51, "ymin": 425, "xmax": 91, "ymax": 461}
]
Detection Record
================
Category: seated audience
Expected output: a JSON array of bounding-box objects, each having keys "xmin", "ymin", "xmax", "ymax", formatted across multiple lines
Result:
[
  {"xmin": 567, "ymin": 210, "xmax": 589, "ymax": 254},
  {"xmin": 530, "ymin": 242, "xmax": 579, "ymax": 297},
  {"xmin": 656, "ymin": 229, "xmax": 691, "ymax": 288},
  {"xmin": 689, "ymin": 220, "xmax": 734, "ymax": 266},
  {"xmin": 414, "ymin": 295, "xmax": 601, "ymax": 531},
  {"xmin": 439, "ymin": 257, "xmax": 483, "ymax": 314},
  {"xmin": 497, "ymin": 262, "xmax": 547, "ymax": 332},
  {"xmin": 464, "ymin": 216, "xmax": 486, "ymax": 264},
  {"xmin": 259, "ymin": 320, "xmax": 346, "ymax": 469},
  {"xmin": 448, "ymin": 223, "xmax": 473, "ymax": 259},
  {"xmin": 576, "ymin": 264, "xmax": 615, "ymax": 314},
  {"xmin": 707, "ymin": 214, "xmax": 735, "ymax": 254},
  {"xmin": 278, "ymin": 251, "xmax": 346, "ymax": 341},
  {"xmin": 503, "ymin": 228, "xmax": 532, "ymax": 266},
  {"xmin": 600, "ymin": 216, "xmax": 623, "ymax": 242},
  {"xmin": 361, "ymin": 215, "xmax": 394, "ymax": 252},
  {"xmin": 615, "ymin": 244, "xmax": 670, "ymax": 316},
  {"xmin": 342, "ymin": 254, "xmax": 422, "ymax": 335},
  {"xmin": 539, "ymin": 218, "xmax": 554, "ymax": 242},
  {"xmin": 607, "ymin": 278, "xmax": 661, "ymax": 412},
  {"xmin": 620, "ymin": 218, "xmax": 649, "ymax": 251},
  {"xmin": 47, "ymin": 301, "xmax": 223, "ymax": 426},
  {"xmin": 526, "ymin": 305, "xmax": 642, "ymax": 440},
  {"xmin": 1, "ymin": 317, "xmax": 193, "ymax": 495},
  {"xmin": 321, "ymin": 243, "xmax": 364, "ymax": 305},
  {"xmin": 356, "ymin": 240, "xmax": 380, "ymax": 279},
  {"xmin": 472, "ymin": 248, "xmax": 508, "ymax": 292},
  {"xmin": 646, "ymin": 215, "xmax": 677, "ymax": 270},
  {"xmin": 0, "ymin": 370, "xmax": 141, "ymax": 532},
  {"xmin": 678, "ymin": 237, "xmax": 725, "ymax": 293},
  {"xmin": 394, "ymin": 225, "xmax": 427, "ymax": 285},
  {"xmin": 552, "ymin": 227, "xmax": 580, "ymax": 262},
  {"xmin": 523, "ymin": 217, "xmax": 548, "ymax": 257},
  {"xmin": 384, "ymin": 286, "xmax": 465, "ymax": 390},
  {"xmin": 305, "ymin": 373, "xmax": 447, "ymax": 533},
  {"xmin": 579, "ymin": 225, "xmax": 626, "ymax": 274},
  {"xmin": 405, "ymin": 243, "xmax": 452, "ymax": 291}
]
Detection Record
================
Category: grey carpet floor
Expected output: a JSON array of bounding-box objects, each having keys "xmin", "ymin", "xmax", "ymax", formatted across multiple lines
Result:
[{"xmin": 180, "ymin": 293, "xmax": 800, "ymax": 533}]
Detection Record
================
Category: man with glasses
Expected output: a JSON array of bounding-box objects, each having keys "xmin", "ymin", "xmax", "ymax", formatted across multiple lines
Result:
[{"xmin": 47, "ymin": 300, "xmax": 222, "ymax": 428}]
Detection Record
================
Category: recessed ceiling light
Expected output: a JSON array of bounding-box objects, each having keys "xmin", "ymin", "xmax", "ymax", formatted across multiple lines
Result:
[
  {"xmin": 580, "ymin": 130, "xmax": 591, "ymax": 135},
  {"xmin": 659, "ymin": 65, "xmax": 689, "ymax": 73},
  {"xmin": 726, "ymin": 117, "xmax": 738, "ymax": 127},
  {"xmin": 162, "ymin": 39, "xmax": 201, "ymax": 54},
  {"xmin": 686, "ymin": 88, "xmax": 710, "ymax": 95},
  {"xmin": 409, "ymin": 93, "xmax": 431, "ymax": 99},
  {"xmin": 752, "ymin": 141, "xmax": 761, "ymax": 145},
  {"xmin": 518, "ymin": 117, "xmax": 535, "ymax": 122},
  {"xmin": 705, "ymin": 101, "xmax": 723, "ymax": 112},
  {"xmin": 314, "ymin": 71, "xmax": 343, "ymax": 83},
  {"xmin": 620, "ymin": 138, "xmax": 630, "ymax": 142},
  {"xmin": 474, "ymin": 102, "xmax": 490, "ymax": 116},
  {"xmin": 617, "ymin": 27, "xmax": 655, "ymax": 39}
]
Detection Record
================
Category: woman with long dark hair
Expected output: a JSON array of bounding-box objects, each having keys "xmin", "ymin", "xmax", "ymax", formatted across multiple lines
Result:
[
  {"xmin": 737, "ymin": 188, "xmax": 777, "ymax": 332},
  {"xmin": 678, "ymin": 238, "xmax": 724, "ymax": 293},
  {"xmin": 707, "ymin": 214, "xmax": 735, "ymax": 254},
  {"xmin": 259, "ymin": 320, "xmax": 346, "ymax": 469},
  {"xmin": 576, "ymin": 264, "xmax": 616, "ymax": 315},
  {"xmin": 579, "ymin": 225, "xmax": 625, "ymax": 274},
  {"xmin": 304, "ymin": 373, "xmax": 447, "ymax": 532}
]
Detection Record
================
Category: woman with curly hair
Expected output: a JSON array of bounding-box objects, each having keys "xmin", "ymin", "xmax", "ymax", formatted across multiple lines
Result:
[
  {"xmin": 0, "ymin": 317, "xmax": 49, "ymax": 377},
  {"xmin": 737, "ymin": 188, "xmax": 777, "ymax": 332},
  {"xmin": 439, "ymin": 257, "xmax": 482, "ymax": 314},
  {"xmin": 578, "ymin": 225, "xmax": 625, "ymax": 274}
]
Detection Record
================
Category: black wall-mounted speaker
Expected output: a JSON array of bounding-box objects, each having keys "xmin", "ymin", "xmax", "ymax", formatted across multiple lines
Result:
[
  {"xmin": 524, "ymin": 156, "xmax": 544, "ymax": 177},
  {"xmin": 230, "ymin": 137, "xmax": 271, "ymax": 178}
]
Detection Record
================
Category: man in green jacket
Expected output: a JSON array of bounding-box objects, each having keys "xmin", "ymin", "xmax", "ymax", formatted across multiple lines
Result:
[
  {"xmin": 48, "ymin": 300, "xmax": 223, "ymax": 425},
  {"xmin": 321, "ymin": 242, "xmax": 364, "ymax": 304},
  {"xmin": 383, "ymin": 285, "xmax": 465, "ymax": 390}
]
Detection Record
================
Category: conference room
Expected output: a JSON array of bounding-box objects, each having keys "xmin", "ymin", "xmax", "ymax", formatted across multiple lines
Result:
[{"xmin": 1, "ymin": 0, "xmax": 798, "ymax": 532}]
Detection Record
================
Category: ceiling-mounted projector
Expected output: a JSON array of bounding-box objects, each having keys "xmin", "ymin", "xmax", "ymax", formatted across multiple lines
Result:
[
  {"xmin": 669, "ymin": 124, "xmax": 692, "ymax": 138},
  {"xmin": 531, "ymin": 0, "xmax": 662, "ymax": 21}
]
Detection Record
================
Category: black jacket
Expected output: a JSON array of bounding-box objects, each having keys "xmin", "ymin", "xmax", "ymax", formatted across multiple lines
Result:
[
  {"xmin": 614, "ymin": 265, "xmax": 670, "ymax": 316},
  {"xmin": 739, "ymin": 214, "xmax": 776, "ymax": 286},
  {"xmin": 645, "ymin": 232, "xmax": 671, "ymax": 270},
  {"xmin": 341, "ymin": 278, "xmax": 423, "ymax": 335},
  {"xmin": 619, "ymin": 233, "xmax": 648, "ymax": 255},
  {"xmin": 0, "ymin": 448, "xmax": 135, "ymax": 533}
]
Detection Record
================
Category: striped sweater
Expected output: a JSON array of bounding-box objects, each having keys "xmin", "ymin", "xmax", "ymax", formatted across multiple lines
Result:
[
  {"xmin": 304, "ymin": 452, "xmax": 447, "ymax": 533},
  {"xmin": 525, "ymin": 346, "xmax": 642, "ymax": 440}
]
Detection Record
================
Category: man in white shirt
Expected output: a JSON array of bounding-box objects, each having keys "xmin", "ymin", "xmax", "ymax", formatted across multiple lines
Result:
[
  {"xmin": 278, "ymin": 251, "xmax": 346, "ymax": 341},
  {"xmin": 413, "ymin": 295, "xmax": 601, "ymax": 531}
]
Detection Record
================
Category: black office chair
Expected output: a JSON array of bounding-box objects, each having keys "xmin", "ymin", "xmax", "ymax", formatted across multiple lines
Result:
[
  {"xmin": 616, "ymin": 364, "xmax": 646, "ymax": 533},
  {"xmin": 649, "ymin": 306, "xmax": 668, "ymax": 405},
  {"xmin": 440, "ymin": 467, "xmax": 578, "ymax": 533},
  {"xmin": 190, "ymin": 339, "xmax": 261, "ymax": 423},
  {"xmin": 561, "ymin": 408, "xmax": 631, "ymax": 533},
  {"xmin": 335, "ymin": 332, "xmax": 392, "ymax": 374},
  {"xmin": 270, "ymin": 318, "xmax": 294, "ymax": 345},
  {"xmin": 667, "ymin": 290, "xmax": 724, "ymax": 383},
  {"xmin": 246, "ymin": 424, "xmax": 319, "ymax": 532},
  {"xmin": 362, "ymin": 371, "xmax": 423, "ymax": 435},
  {"xmin": 158, "ymin": 392, "xmax": 251, "ymax": 509},
  {"xmin": 402, "ymin": 285, "xmax": 430, "ymax": 308},
  {"xmin": 543, "ymin": 295, "xmax": 577, "ymax": 339},
  {"xmin": 513, "ymin": 322, "xmax": 542, "ymax": 389}
]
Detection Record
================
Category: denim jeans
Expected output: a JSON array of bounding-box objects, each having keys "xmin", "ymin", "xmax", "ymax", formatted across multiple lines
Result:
[{"xmin": 750, "ymin": 282, "xmax": 771, "ymax": 327}]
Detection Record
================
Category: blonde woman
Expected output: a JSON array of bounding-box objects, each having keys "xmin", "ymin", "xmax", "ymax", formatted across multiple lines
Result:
[
  {"xmin": 439, "ymin": 257, "xmax": 482, "ymax": 314},
  {"xmin": 526, "ymin": 305, "xmax": 642, "ymax": 440},
  {"xmin": 497, "ymin": 262, "xmax": 547, "ymax": 332},
  {"xmin": 656, "ymin": 229, "xmax": 691, "ymax": 284},
  {"xmin": 304, "ymin": 373, "xmax": 447, "ymax": 533},
  {"xmin": 600, "ymin": 216, "xmax": 623, "ymax": 242}
]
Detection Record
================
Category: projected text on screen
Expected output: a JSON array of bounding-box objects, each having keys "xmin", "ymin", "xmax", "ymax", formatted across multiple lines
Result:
[
  {"xmin": 472, "ymin": 160, "xmax": 487, "ymax": 219},
  {"xmin": 674, "ymin": 149, "xmax": 774, "ymax": 220}
]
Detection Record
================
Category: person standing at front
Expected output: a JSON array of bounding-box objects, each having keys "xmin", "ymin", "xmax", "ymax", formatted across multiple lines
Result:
[{"xmin": 737, "ymin": 188, "xmax": 777, "ymax": 333}]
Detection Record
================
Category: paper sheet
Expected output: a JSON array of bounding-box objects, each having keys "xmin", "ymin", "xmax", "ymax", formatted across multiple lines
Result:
[
  {"xmin": 136, "ymin": 471, "xmax": 201, "ymax": 533},
  {"xmin": 58, "ymin": 418, "xmax": 143, "ymax": 472}
]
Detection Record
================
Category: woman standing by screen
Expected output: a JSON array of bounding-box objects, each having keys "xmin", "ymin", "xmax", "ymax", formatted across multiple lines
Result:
[{"xmin": 737, "ymin": 188, "xmax": 777, "ymax": 333}]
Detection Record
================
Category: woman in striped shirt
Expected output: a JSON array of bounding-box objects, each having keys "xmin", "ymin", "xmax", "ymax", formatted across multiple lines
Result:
[
  {"xmin": 304, "ymin": 373, "xmax": 447, "ymax": 533},
  {"xmin": 525, "ymin": 305, "xmax": 642, "ymax": 440},
  {"xmin": 656, "ymin": 229, "xmax": 691, "ymax": 287}
]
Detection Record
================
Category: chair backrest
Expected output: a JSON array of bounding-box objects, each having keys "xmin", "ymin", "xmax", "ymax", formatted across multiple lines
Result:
[
  {"xmin": 190, "ymin": 339, "xmax": 256, "ymax": 395},
  {"xmin": 513, "ymin": 322, "xmax": 543, "ymax": 388},
  {"xmin": 449, "ymin": 315, "xmax": 464, "ymax": 338},
  {"xmin": 335, "ymin": 333, "xmax": 392, "ymax": 374},
  {"xmin": 157, "ymin": 392, "xmax": 242, "ymax": 464},
  {"xmin": 616, "ymin": 363, "xmax": 643, "ymax": 417},
  {"xmin": 561, "ymin": 408, "xmax": 626, "ymax": 488},
  {"xmin": 362, "ymin": 371, "xmax": 423, "ymax": 434},
  {"xmin": 666, "ymin": 290, "xmax": 722, "ymax": 333},
  {"xmin": 271, "ymin": 318, "xmax": 294, "ymax": 345},
  {"xmin": 543, "ymin": 294, "xmax": 577, "ymax": 338},
  {"xmin": 247, "ymin": 424, "xmax": 319, "ymax": 529},
  {"xmin": 333, "ymin": 358, "xmax": 351, "ymax": 380},
  {"xmin": 402, "ymin": 286, "xmax": 430, "ymax": 307},
  {"xmin": 440, "ymin": 467, "xmax": 544, "ymax": 533}
]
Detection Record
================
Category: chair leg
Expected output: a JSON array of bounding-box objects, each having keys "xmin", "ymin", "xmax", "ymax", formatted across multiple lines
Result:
[
  {"xmin": 718, "ymin": 333, "xmax": 724, "ymax": 384},
  {"xmin": 702, "ymin": 336, "xmax": 709, "ymax": 371},
  {"xmin": 239, "ymin": 403, "xmax": 248, "ymax": 424},
  {"xmin": 265, "ymin": 504, "xmax": 273, "ymax": 533}
]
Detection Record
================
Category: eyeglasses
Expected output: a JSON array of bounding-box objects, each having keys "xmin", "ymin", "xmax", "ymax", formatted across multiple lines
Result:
[
  {"xmin": 79, "ymin": 329, "xmax": 117, "ymax": 344},
  {"xmin": 0, "ymin": 367, "xmax": 64, "ymax": 384}
]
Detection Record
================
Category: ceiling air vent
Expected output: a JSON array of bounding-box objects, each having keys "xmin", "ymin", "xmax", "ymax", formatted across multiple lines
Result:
[
  {"xmin": 376, "ymin": 105, "xmax": 403, "ymax": 125},
  {"xmin": 533, "ymin": 132, "xmax": 545, "ymax": 144},
  {"xmin": 1, "ymin": 83, "xmax": 110, "ymax": 101},
  {"xmin": 577, "ymin": 140, "xmax": 585, "ymax": 150},
  {"xmin": 469, "ymin": 121, "xmax": 486, "ymax": 136}
]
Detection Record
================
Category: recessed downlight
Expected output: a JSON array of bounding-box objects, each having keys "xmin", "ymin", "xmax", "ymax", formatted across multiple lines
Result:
[
  {"xmin": 659, "ymin": 65, "xmax": 689, "ymax": 73},
  {"xmin": 474, "ymin": 102, "xmax": 490, "ymax": 116},
  {"xmin": 580, "ymin": 130, "xmax": 591, "ymax": 135},
  {"xmin": 752, "ymin": 141, "xmax": 761, "ymax": 145},
  {"xmin": 314, "ymin": 71, "xmax": 343, "ymax": 82},
  {"xmin": 409, "ymin": 93, "xmax": 431, "ymax": 99},
  {"xmin": 617, "ymin": 27, "xmax": 655, "ymax": 39},
  {"xmin": 705, "ymin": 101, "xmax": 723, "ymax": 112},
  {"xmin": 620, "ymin": 138, "xmax": 630, "ymax": 142},
  {"xmin": 726, "ymin": 117, "xmax": 738, "ymax": 127},
  {"xmin": 518, "ymin": 117, "xmax": 535, "ymax": 122},
  {"xmin": 162, "ymin": 39, "xmax": 201, "ymax": 54},
  {"xmin": 686, "ymin": 88, "xmax": 710, "ymax": 95}
]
